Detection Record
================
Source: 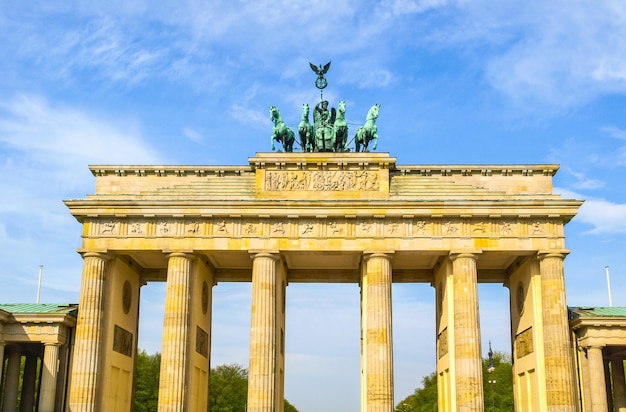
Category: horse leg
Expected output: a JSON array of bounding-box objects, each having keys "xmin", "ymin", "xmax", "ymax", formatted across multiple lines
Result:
[
  {"xmin": 287, "ymin": 130, "xmax": 295, "ymax": 152},
  {"xmin": 271, "ymin": 135, "xmax": 275, "ymax": 151}
]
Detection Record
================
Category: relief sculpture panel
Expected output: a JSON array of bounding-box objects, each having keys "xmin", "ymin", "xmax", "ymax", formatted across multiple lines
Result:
[
  {"xmin": 515, "ymin": 327, "xmax": 534, "ymax": 359},
  {"xmin": 264, "ymin": 170, "xmax": 380, "ymax": 192}
]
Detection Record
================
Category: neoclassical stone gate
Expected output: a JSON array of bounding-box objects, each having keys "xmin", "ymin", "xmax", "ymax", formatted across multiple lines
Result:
[{"xmin": 65, "ymin": 152, "xmax": 582, "ymax": 411}]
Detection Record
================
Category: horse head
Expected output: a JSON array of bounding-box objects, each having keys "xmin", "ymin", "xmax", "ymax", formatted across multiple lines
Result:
[
  {"xmin": 367, "ymin": 104, "xmax": 379, "ymax": 121},
  {"xmin": 270, "ymin": 106, "xmax": 280, "ymax": 124},
  {"xmin": 302, "ymin": 103, "xmax": 310, "ymax": 119},
  {"xmin": 338, "ymin": 100, "xmax": 346, "ymax": 116}
]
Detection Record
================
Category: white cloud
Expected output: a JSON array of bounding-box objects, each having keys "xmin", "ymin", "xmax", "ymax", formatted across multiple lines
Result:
[
  {"xmin": 231, "ymin": 104, "xmax": 271, "ymax": 129},
  {"xmin": 182, "ymin": 127, "xmax": 203, "ymax": 143},
  {"xmin": 602, "ymin": 126, "xmax": 626, "ymax": 141},
  {"xmin": 577, "ymin": 198, "xmax": 626, "ymax": 235},
  {"xmin": 377, "ymin": 0, "xmax": 449, "ymax": 17},
  {"xmin": 0, "ymin": 94, "xmax": 161, "ymax": 304},
  {"xmin": 0, "ymin": 94, "xmax": 159, "ymax": 167},
  {"xmin": 481, "ymin": 1, "xmax": 626, "ymax": 107},
  {"xmin": 556, "ymin": 188, "xmax": 626, "ymax": 235},
  {"xmin": 565, "ymin": 169, "xmax": 606, "ymax": 191}
]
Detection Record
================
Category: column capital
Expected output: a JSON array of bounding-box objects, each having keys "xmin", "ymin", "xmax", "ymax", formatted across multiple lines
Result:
[
  {"xmin": 165, "ymin": 251, "xmax": 196, "ymax": 260},
  {"xmin": 449, "ymin": 251, "xmax": 481, "ymax": 262},
  {"xmin": 249, "ymin": 251, "xmax": 280, "ymax": 261},
  {"xmin": 537, "ymin": 250, "xmax": 570, "ymax": 261},
  {"xmin": 80, "ymin": 251, "xmax": 111, "ymax": 260},
  {"xmin": 363, "ymin": 251, "xmax": 394, "ymax": 262}
]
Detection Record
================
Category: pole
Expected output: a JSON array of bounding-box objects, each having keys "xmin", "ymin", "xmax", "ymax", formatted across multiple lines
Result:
[
  {"xmin": 36, "ymin": 264, "xmax": 43, "ymax": 304},
  {"xmin": 488, "ymin": 341, "xmax": 495, "ymax": 411},
  {"xmin": 606, "ymin": 266, "xmax": 613, "ymax": 307}
]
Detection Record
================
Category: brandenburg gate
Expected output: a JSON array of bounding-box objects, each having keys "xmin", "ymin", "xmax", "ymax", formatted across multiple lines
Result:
[{"xmin": 65, "ymin": 152, "xmax": 582, "ymax": 411}]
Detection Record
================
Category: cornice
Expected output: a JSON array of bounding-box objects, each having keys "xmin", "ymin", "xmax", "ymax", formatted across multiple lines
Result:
[{"xmin": 87, "ymin": 162, "xmax": 560, "ymax": 177}]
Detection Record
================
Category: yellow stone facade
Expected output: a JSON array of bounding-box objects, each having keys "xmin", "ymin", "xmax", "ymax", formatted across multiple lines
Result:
[
  {"xmin": 570, "ymin": 307, "xmax": 626, "ymax": 412},
  {"xmin": 0, "ymin": 304, "xmax": 77, "ymax": 412},
  {"xmin": 65, "ymin": 152, "xmax": 582, "ymax": 411}
]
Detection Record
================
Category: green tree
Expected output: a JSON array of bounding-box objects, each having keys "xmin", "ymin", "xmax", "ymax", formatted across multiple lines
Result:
[
  {"xmin": 134, "ymin": 350, "xmax": 161, "ymax": 412},
  {"xmin": 284, "ymin": 399, "xmax": 299, "ymax": 412},
  {"xmin": 133, "ymin": 354, "xmax": 299, "ymax": 412},
  {"xmin": 396, "ymin": 372, "xmax": 437, "ymax": 412},
  {"xmin": 209, "ymin": 364, "xmax": 299, "ymax": 412},
  {"xmin": 209, "ymin": 364, "xmax": 248, "ymax": 412},
  {"xmin": 396, "ymin": 351, "xmax": 513, "ymax": 412},
  {"xmin": 483, "ymin": 351, "xmax": 513, "ymax": 412}
]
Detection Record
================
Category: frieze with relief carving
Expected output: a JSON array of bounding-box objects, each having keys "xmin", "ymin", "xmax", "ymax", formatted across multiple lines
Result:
[
  {"xmin": 88, "ymin": 216, "xmax": 560, "ymax": 242},
  {"xmin": 264, "ymin": 170, "xmax": 380, "ymax": 192}
]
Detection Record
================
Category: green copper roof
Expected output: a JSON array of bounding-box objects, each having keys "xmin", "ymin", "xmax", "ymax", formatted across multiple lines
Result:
[
  {"xmin": 569, "ymin": 306, "xmax": 626, "ymax": 319},
  {"xmin": 0, "ymin": 303, "xmax": 77, "ymax": 316}
]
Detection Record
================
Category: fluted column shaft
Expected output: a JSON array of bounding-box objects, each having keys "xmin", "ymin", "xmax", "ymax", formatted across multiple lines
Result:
[
  {"xmin": 613, "ymin": 359, "xmax": 626, "ymax": 412},
  {"xmin": 362, "ymin": 253, "xmax": 394, "ymax": 412},
  {"xmin": 538, "ymin": 253, "xmax": 577, "ymax": 411},
  {"xmin": 586, "ymin": 346, "xmax": 608, "ymax": 411},
  {"xmin": 450, "ymin": 253, "xmax": 483, "ymax": 411},
  {"xmin": 2, "ymin": 347, "xmax": 21, "ymax": 412},
  {"xmin": 158, "ymin": 253, "xmax": 194, "ymax": 412},
  {"xmin": 20, "ymin": 354, "xmax": 38, "ymax": 412},
  {"xmin": 39, "ymin": 343, "xmax": 61, "ymax": 412},
  {"xmin": 68, "ymin": 252, "xmax": 109, "ymax": 412},
  {"xmin": 247, "ymin": 253, "xmax": 279, "ymax": 412}
]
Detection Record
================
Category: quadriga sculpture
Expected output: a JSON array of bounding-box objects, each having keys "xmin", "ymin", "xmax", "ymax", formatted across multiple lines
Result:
[
  {"xmin": 355, "ymin": 104, "xmax": 379, "ymax": 152},
  {"xmin": 270, "ymin": 106, "xmax": 295, "ymax": 152}
]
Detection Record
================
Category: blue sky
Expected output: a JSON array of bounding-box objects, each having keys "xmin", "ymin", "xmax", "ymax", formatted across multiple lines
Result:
[{"xmin": 1, "ymin": 1, "xmax": 626, "ymax": 411}]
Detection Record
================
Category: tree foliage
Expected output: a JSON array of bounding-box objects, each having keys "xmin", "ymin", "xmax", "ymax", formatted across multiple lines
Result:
[
  {"xmin": 284, "ymin": 399, "xmax": 298, "ymax": 412},
  {"xmin": 134, "ymin": 350, "xmax": 161, "ymax": 412},
  {"xmin": 209, "ymin": 364, "xmax": 249, "ymax": 412},
  {"xmin": 482, "ymin": 351, "xmax": 514, "ymax": 412},
  {"xmin": 133, "ymin": 353, "xmax": 299, "ymax": 412},
  {"xmin": 395, "ymin": 351, "xmax": 513, "ymax": 412}
]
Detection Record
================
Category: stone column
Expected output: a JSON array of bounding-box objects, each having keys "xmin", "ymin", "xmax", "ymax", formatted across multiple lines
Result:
[
  {"xmin": 538, "ymin": 252, "xmax": 577, "ymax": 411},
  {"xmin": 587, "ymin": 346, "xmax": 608, "ymax": 411},
  {"xmin": 613, "ymin": 358, "xmax": 626, "ymax": 412},
  {"xmin": 2, "ymin": 346, "xmax": 21, "ymax": 412},
  {"xmin": 361, "ymin": 253, "xmax": 394, "ymax": 412},
  {"xmin": 0, "ymin": 341, "xmax": 4, "ymax": 384},
  {"xmin": 39, "ymin": 343, "xmax": 61, "ymax": 412},
  {"xmin": 247, "ymin": 252, "xmax": 279, "ymax": 412},
  {"xmin": 158, "ymin": 252, "xmax": 194, "ymax": 412},
  {"xmin": 68, "ymin": 251, "xmax": 109, "ymax": 411},
  {"xmin": 606, "ymin": 359, "xmax": 614, "ymax": 412},
  {"xmin": 20, "ymin": 354, "xmax": 39, "ymax": 412},
  {"xmin": 450, "ymin": 252, "xmax": 483, "ymax": 411}
]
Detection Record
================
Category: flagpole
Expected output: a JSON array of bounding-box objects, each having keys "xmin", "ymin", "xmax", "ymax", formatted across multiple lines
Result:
[
  {"xmin": 605, "ymin": 265, "xmax": 613, "ymax": 307},
  {"xmin": 37, "ymin": 265, "xmax": 43, "ymax": 304}
]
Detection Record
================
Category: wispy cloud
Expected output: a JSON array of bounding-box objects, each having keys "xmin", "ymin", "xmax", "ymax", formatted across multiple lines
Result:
[
  {"xmin": 566, "ymin": 169, "xmax": 606, "ymax": 191},
  {"xmin": 602, "ymin": 126, "xmax": 626, "ymax": 141},
  {"xmin": 557, "ymin": 188, "xmax": 626, "ymax": 235},
  {"xmin": 0, "ymin": 94, "xmax": 161, "ymax": 299},
  {"xmin": 231, "ymin": 104, "xmax": 271, "ymax": 129},
  {"xmin": 376, "ymin": 0, "xmax": 449, "ymax": 18},
  {"xmin": 481, "ymin": 1, "xmax": 626, "ymax": 107},
  {"xmin": 0, "ymin": 94, "xmax": 160, "ymax": 167},
  {"xmin": 182, "ymin": 127, "xmax": 203, "ymax": 143}
]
